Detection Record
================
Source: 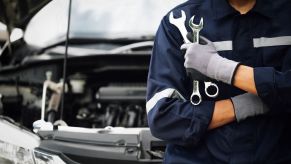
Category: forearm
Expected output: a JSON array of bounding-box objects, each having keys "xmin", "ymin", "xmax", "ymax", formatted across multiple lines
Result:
[
  {"xmin": 208, "ymin": 65, "xmax": 262, "ymax": 127},
  {"xmin": 208, "ymin": 91, "xmax": 269, "ymax": 129},
  {"xmin": 182, "ymin": 36, "xmax": 291, "ymax": 111},
  {"xmin": 233, "ymin": 65, "xmax": 258, "ymax": 94},
  {"xmin": 208, "ymin": 99, "xmax": 235, "ymax": 129},
  {"xmin": 236, "ymin": 66, "xmax": 291, "ymax": 113}
]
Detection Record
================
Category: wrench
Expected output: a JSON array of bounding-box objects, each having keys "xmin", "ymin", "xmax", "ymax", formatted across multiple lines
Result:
[
  {"xmin": 189, "ymin": 16, "xmax": 219, "ymax": 99},
  {"xmin": 169, "ymin": 11, "xmax": 219, "ymax": 105},
  {"xmin": 169, "ymin": 11, "xmax": 202, "ymax": 105}
]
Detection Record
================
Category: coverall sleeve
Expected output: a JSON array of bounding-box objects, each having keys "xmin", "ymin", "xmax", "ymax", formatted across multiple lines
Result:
[
  {"xmin": 146, "ymin": 16, "xmax": 215, "ymax": 146},
  {"xmin": 254, "ymin": 52, "xmax": 291, "ymax": 113}
]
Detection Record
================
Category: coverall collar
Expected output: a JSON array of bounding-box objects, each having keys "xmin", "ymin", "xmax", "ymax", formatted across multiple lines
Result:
[{"xmin": 211, "ymin": 0, "xmax": 274, "ymax": 20}]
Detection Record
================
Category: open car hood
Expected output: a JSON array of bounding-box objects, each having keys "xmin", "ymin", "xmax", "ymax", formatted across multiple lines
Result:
[{"xmin": 0, "ymin": 0, "xmax": 51, "ymax": 30}]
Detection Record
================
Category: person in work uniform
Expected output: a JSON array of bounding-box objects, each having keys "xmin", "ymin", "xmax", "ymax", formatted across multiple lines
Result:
[{"xmin": 146, "ymin": 0, "xmax": 291, "ymax": 163}]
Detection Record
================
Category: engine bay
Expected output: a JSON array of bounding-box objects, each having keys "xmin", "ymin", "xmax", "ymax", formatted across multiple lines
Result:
[{"xmin": 0, "ymin": 52, "xmax": 150, "ymax": 130}]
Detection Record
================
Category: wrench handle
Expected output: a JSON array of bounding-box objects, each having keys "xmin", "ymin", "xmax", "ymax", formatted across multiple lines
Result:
[
  {"xmin": 190, "ymin": 80, "xmax": 202, "ymax": 105},
  {"xmin": 193, "ymin": 31, "xmax": 200, "ymax": 44}
]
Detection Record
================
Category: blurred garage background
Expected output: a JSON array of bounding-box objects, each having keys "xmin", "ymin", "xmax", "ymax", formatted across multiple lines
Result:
[{"xmin": 0, "ymin": 0, "xmax": 186, "ymax": 163}]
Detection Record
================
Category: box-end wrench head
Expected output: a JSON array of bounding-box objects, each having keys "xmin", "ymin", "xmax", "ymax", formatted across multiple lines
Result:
[
  {"xmin": 204, "ymin": 82, "xmax": 219, "ymax": 98},
  {"xmin": 191, "ymin": 81, "xmax": 202, "ymax": 105}
]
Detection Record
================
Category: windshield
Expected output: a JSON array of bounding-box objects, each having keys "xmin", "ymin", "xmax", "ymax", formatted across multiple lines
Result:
[{"xmin": 24, "ymin": 0, "xmax": 186, "ymax": 48}]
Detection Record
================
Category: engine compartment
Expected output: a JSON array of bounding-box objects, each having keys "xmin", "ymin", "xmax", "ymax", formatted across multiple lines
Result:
[{"xmin": 0, "ymin": 52, "xmax": 150, "ymax": 130}]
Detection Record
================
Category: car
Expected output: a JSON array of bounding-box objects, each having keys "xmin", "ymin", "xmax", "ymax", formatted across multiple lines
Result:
[{"xmin": 0, "ymin": 0, "xmax": 185, "ymax": 163}]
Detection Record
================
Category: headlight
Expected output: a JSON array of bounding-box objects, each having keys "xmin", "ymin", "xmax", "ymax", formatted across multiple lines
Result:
[
  {"xmin": 33, "ymin": 150, "xmax": 66, "ymax": 164},
  {"xmin": 0, "ymin": 140, "xmax": 67, "ymax": 164},
  {"xmin": 0, "ymin": 118, "xmax": 66, "ymax": 164},
  {"xmin": 0, "ymin": 140, "xmax": 35, "ymax": 164}
]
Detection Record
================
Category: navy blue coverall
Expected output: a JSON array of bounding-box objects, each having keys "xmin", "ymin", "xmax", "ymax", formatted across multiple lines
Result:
[{"xmin": 146, "ymin": 0, "xmax": 291, "ymax": 163}]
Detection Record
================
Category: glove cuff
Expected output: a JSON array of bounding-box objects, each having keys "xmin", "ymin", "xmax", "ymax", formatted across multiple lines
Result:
[
  {"xmin": 231, "ymin": 93, "xmax": 265, "ymax": 122},
  {"xmin": 207, "ymin": 55, "xmax": 239, "ymax": 84}
]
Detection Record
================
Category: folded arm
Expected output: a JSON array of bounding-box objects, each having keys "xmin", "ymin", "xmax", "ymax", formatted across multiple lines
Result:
[
  {"xmin": 182, "ymin": 37, "xmax": 291, "ymax": 113},
  {"xmin": 234, "ymin": 65, "xmax": 291, "ymax": 113}
]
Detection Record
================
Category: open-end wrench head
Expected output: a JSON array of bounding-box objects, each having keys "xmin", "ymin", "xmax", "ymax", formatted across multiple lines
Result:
[
  {"xmin": 169, "ymin": 10, "xmax": 191, "ymax": 43},
  {"xmin": 169, "ymin": 12, "xmax": 175, "ymax": 23},
  {"xmin": 189, "ymin": 15, "xmax": 203, "ymax": 30},
  {"xmin": 169, "ymin": 10, "xmax": 186, "ymax": 24},
  {"xmin": 180, "ymin": 10, "xmax": 186, "ymax": 21}
]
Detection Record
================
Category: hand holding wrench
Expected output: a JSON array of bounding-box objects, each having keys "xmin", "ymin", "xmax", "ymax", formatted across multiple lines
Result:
[
  {"xmin": 169, "ymin": 11, "xmax": 202, "ymax": 105},
  {"xmin": 169, "ymin": 11, "xmax": 219, "ymax": 105}
]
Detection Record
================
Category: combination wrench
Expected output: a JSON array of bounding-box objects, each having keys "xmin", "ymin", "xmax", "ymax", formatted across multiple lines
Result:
[
  {"xmin": 169, "ymin": 11, "xmax": 219, "ymax": 105},
  {"xmin": 189, "ymin": 16, "xmax": 219, "ymax": 99}
]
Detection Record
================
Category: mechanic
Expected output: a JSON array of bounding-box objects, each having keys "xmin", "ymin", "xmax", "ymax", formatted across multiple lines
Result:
[{"xmin": 146, "ymin": 0, "xmax": 291, "ymax": 163}]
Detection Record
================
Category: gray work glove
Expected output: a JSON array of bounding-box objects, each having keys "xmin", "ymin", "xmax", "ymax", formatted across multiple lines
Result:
[
  {"xmin": 231, "ymin": 93, "xmax": 270, "ymax": 122},
  {"xmin": 181, "ymin": 37, "xmax": 239, "ymax": 84}
]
